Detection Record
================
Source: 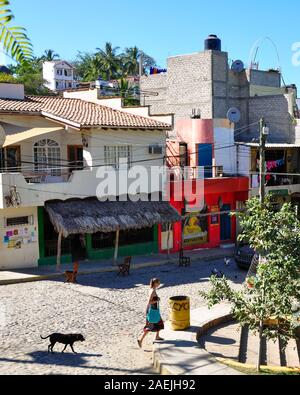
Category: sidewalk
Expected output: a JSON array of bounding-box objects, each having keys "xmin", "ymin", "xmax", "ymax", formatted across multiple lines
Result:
[
  {"xmin": 153, "ymin": 304, "xmax": 243, "ymax": 375},
  {"xmin": 0, "ymin": 247, "xmax": 235, "ymax": 286}
]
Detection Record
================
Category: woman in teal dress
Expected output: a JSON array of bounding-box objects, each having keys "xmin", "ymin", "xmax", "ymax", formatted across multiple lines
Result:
[{"xmin": 137, "ymin": 278, "xmax": 164, "ymax": 349}]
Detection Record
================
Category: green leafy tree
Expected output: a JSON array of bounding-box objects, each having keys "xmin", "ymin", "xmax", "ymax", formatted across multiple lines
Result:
[
  {"xmin": 0, "ymin": 0, "xmax": 33, "ymax": 63},
  {"xmin": 201, "ymin": 197, "xmax": 300, "ymax": 372},
  {"xmin": 73, "ymin": 45, "xmax": 157, "ymax": 82},
  {"xmin": 8, "ymin": 57, "xmax": 53, "ymax": 95},
  {"xmin": 0, "ymin": 71, "xmax": 15, "ymax": 82},
  {"xmin": 17, "ymin": 70, "xmax": 52, "ymax": 95},
  {"xmin": 73, "ymin": 52, "xmax": 104, "ymax": 82},
  {"xmin": 117, "ymin": 77, "xmax": 139, "ymax": 106}
]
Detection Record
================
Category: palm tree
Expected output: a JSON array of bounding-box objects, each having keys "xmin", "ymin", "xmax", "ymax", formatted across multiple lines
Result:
[
  {"xmin": 122, "ymin": 46, "xmax": 157, "ymax": 76},
  {"xmin": 122, "ymin": 46, "xmax": 140, "ymax": 76},
  {"xmin": 83, "ymin": 56, "xmax": 104, "ymax": 81},
  {"xmin": 0, "ymin": 0, "xmax": 33, "ymax": 64},
  {"xmin": 96, "ymin": 42, "xmax": 121, "ymax": 81},
  {"xmin": 42, "ymin": 49, "xmax": 60, "ymax": 61}
]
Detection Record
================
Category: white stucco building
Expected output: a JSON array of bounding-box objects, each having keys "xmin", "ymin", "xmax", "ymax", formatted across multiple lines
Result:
[
  {"xmin": 43, "ymin": 61, "xmax": 77, "ymax": 92},
  {"xmin": 0, "ymin": 83, "xmax": 176, "ymax": 270}
]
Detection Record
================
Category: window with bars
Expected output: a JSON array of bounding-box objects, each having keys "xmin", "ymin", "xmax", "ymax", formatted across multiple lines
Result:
[
  {"xmin": 34, "ymin": 139, "xmax": 61, "ymax": 176},
  {"xmin": 0, "ymin": 147, "xmax": 21, "ymax": 172},
  {"xmin": 104, "ymin": 146, "xmax": 132, "ymax": 169},
  {"xmin": 5, "ymin": 216, "xmax": 33, "ymax": 227}
]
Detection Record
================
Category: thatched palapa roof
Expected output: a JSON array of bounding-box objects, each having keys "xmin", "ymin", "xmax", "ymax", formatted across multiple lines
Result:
[{"xmin": 45, "ymin": 198, "xmax": 181, "ymax": 238}]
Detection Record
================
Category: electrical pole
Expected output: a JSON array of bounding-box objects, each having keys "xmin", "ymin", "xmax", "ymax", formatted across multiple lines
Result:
[
  {"xmin": 259, "ymin": 118, "xmax": 267, "ymax": 204},
  {"xmin": 257, "ymin": 117, "xmax": 269, "ymax": 372}
]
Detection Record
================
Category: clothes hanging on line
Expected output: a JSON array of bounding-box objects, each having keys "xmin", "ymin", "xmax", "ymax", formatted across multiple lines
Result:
[{"xmin": 266, "ymin": 158, "xmax": 285, "ymax": 172}]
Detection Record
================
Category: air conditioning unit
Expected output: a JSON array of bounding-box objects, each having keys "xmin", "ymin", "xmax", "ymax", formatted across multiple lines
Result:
[{"xmin": 149, "ymin": 145, "xmax": 163, "ymax": 155}]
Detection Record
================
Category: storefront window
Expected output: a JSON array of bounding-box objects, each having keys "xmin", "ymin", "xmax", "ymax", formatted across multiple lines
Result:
[{"xmin": 92, "ymin": 227, "xmax": 154, "ymax": 250}]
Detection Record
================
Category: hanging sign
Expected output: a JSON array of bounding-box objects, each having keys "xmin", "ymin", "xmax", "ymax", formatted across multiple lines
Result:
[{"xmin": 210, "ymin": 206, "xmax": 220, "ymax": 226}]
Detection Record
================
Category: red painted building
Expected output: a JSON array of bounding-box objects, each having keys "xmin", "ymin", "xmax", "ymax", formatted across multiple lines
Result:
[
  {"xmin": 160, "ymin": 116, "xmax": 250, "ymax": 253},
  {"xmin": 158, "ymin": 177, "xmax": 249, "ymax": 253}
]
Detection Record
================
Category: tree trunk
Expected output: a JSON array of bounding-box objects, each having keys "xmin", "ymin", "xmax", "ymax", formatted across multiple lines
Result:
[{"xmin": 257, "ymin": 321, "xmax": 264, "ymax": 372}]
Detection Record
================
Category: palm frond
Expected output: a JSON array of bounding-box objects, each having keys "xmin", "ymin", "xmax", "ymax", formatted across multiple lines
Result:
[
  {"xmin": 0, "ymin": 0, "xmax": 13, "ymax": 23},
  {"xmin": 0, "ymin": 1, "xmax": 33, "ymax": 63}
]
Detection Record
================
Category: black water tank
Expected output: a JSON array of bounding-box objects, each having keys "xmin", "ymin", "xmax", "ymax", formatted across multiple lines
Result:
[{"xmin": 205, "ymin": 35, "xmax": 221, "ymax": 51}]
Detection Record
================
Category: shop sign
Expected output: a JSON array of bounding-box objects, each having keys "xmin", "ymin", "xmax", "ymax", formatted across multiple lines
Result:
[{"xmin": 269, "ymin": 189, "xmax": 289, "ymax": 197}]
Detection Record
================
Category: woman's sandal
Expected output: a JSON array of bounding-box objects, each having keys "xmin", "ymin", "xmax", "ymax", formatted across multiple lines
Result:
[{"xmin": 137, "ymin": 339, "xmax": 142, "ymax": 348}]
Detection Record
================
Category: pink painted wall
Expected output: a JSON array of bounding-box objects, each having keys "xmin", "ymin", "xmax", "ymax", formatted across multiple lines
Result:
[
  {"xmin": 176, "ymin": 119, "xmax": 214, "ymax": 144},
  {"xmin": 175, "ymin": 119, "xmax": 214, "ymax": 168}
]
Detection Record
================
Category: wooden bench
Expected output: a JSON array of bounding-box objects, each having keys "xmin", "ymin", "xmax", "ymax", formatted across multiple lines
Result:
[
  {"xmin": 179, "ymin": 249, "xmax": 191, "ymax": 267},
  {"xmin": 64, "ymin": 262, "xmax": 79, "ymax": 284},
  {"xmin": 118, "ymin": 257, "xmax": 132, "ymax": 276}
]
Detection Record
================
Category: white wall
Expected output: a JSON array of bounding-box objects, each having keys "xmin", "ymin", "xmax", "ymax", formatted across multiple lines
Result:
[
  {"xmin": 213, "ymin": 121, "xmax": 237, "ymax": 175},
  {"xmin": 0, "ymin": 83, "xmax": 24, "ymax": 100},
  {"xmin": 0, "ymin": 206, "xmax": 39, "ymax": 269},
  {"xmin": 236, "ymin": 145, "xmax": 251, "ymax": 176},
  {"xmin": 43, "ymin": 62, "xmax": 56, "ymax": 91},
  {"xmin": 0, "ymin": 126, "xmax": 167, "ymax": 208}
]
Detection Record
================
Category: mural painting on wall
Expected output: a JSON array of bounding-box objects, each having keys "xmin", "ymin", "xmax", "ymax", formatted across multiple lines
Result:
[{"xmin": 183, "ymin": 211, "xmax": 208, "ymax": 247}]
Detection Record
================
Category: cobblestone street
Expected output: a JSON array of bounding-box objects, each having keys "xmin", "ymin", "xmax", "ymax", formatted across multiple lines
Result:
[{"xmin": 0, "ymin": 259, "xmax": 244, "ymax": 375}]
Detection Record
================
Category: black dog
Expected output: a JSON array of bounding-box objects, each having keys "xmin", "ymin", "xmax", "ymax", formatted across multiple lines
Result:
[{"xmin": 41, "ymin": 333, "xmax": 85, "ymax": 354}]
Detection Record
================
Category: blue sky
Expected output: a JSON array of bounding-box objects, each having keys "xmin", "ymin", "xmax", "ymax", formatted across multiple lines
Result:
[{"xmin": 7, "ymin": 0, "xmax": 300, "ymax": 88}]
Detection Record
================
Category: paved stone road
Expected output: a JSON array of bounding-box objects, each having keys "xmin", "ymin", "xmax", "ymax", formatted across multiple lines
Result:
[{"xmin": 0, "ymin": 259, "xmax": 244, "ymax": 375}]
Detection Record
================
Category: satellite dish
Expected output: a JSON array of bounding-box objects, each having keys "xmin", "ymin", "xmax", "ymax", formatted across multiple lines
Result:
[
  {"xmin": 227, "ymin": 107, "xmax": 241, "ymax": 124},
  {"xmin": 231, "ymin": 60, "xmax": 245, "ymax": 73}
]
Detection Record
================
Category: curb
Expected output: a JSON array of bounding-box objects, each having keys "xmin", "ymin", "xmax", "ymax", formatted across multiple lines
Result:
[
  {"xmin": 153, "ymin": 311, "xmax": 242, "ymax": 376},
  {"xmin": 216, "ymin": 358, "xmax": 300, "ymax": 375},
  {"xmin": 0, "ymin": 251, "xmax": 234, "ymax": 286}
]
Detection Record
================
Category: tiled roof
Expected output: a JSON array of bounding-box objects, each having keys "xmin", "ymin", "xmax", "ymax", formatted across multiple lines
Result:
[{"xmin": 0, "ymin": 96, "xmax": 171, "ymax": 130}]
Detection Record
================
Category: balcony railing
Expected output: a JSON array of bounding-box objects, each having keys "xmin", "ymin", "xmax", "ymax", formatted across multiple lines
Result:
[
  {"xmin": 168, "ymin": 166, "xmax": 225, "ymax": 181},
  {"xmin": 186, "ymin": 166, "xmax": 224, "ymax": 179},
  {"xmin": 251, "ymin": 174, "xmax": 300, "ymax": 188}
]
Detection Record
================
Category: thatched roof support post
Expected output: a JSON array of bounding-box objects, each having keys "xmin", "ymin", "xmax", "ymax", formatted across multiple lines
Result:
[
  {"xmin": 56, "ymin": 231, "xmax": 63, "ymax": 272},
  {"xmin": 114, "ymin": 228, "xmax": 120, "ymax": 265}
]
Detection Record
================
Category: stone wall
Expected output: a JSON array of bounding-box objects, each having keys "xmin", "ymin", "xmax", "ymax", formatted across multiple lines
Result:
[
  {"xmin": 247, "ymin": 69, "xmax": 281, "ymax": 88},
  {"xmin": 240, "ymin": 94, "xmax": 295, "ymax": 143},
  {"xmin": 140, "ymin": 49, "xmax": 293, "ymax": 144}
]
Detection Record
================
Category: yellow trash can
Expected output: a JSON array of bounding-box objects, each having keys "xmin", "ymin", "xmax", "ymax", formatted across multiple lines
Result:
[{"xmin": 169, "ymin": 296, "xmax": 190, "ymax": 331}]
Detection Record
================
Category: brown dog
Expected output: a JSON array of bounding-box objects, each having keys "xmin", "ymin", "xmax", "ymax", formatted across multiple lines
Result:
[{"xmin": 41, "ymin": 333, "xmax": 85, "ymax": 354}]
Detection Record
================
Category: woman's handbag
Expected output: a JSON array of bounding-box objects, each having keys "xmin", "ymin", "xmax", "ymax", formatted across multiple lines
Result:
[{"xmin": 147, "ymin": 305, "xmax": 161, "ymax": 324}]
